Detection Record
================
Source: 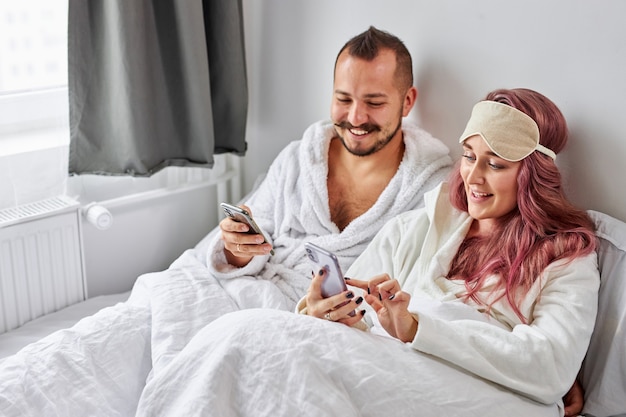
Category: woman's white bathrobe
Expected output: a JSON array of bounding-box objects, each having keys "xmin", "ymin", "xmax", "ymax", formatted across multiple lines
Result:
[
  {"xmin": 206, "ymin": 119, "xmax": 452, "ymax": 310},
  {"xmin": 347, "ymin": 182, "xmax": 600, "ymax": 405}
]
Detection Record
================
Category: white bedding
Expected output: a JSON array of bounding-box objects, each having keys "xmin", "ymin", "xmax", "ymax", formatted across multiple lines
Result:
[
  {"xmin": 135, "ymin": 308, "xmax": 558, "ymax": 417},
  {"xmin": 0, "ymin": 246, "xmax": 560, "ymax": 417}
]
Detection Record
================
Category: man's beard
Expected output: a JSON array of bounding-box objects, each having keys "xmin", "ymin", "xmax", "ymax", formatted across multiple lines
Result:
[{"xmin": 334, "ymin": 120, "xmax": 402, "ymax": 157}]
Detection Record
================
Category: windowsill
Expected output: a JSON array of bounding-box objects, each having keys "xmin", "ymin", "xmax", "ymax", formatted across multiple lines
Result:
[
  {"xmin": 0, "ymin": 124, "xmax": 69, "ymax": 157},
  {"xmin": 0, "ymin": 87, "xmax": 70, "ymax": 157}
]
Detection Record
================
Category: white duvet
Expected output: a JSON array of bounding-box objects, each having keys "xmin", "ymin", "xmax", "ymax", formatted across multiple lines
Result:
[
  {"xmin": 0, "ymin": 247, "xmax": 559, "ymax": 417},
  {"xmin": 135, "ymin": 308, "xmax": 558, "ymax": 417}
]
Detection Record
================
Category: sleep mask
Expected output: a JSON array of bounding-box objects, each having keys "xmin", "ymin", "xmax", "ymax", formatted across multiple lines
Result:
[{"xmin": 459, "ymin": 100, "xmax": 556, "ymax": 162}]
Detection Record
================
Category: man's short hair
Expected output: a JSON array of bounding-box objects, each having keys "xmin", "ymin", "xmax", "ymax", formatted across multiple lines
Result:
[{"xmin": 335, "ymin": 26, "xmax": 413, "ymax": 93}]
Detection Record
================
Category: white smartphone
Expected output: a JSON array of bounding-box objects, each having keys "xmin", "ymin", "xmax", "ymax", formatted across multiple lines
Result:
[
  {"xmin": 304, "ymin": 242, "xmax": 348, "ymax": 298},
  {"xmin": 221, "ymin": 203, "xmax": 274, "ymax": 255}
]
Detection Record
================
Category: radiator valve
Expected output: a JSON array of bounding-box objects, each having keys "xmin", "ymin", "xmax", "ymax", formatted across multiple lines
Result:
[{"xmin": 83, "ymin": 203, "xmax": 113, "ymax": 230}]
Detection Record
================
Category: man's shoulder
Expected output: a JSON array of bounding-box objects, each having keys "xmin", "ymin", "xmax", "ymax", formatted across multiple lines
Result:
[
  {"xmin": 401, "ymin": 120, "xmax": 450, "ymax": 156},
  {"xmin": 401, "ymin": 120, "xmax": 444, "ymax": 144}
]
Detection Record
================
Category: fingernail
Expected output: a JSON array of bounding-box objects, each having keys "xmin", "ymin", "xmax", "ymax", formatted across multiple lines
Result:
[
  {"xmin": 360, "ymin": 310, "xmax": 366, "ymax": 316},
  {"xmin": 355, "ymin": 296, "xmax": 363, "ymax": 305},
  {"xmin": 311, "ymin": 270, "xmax": 314, "ymax": 277},
  {"xmin": 345, "ymin": 291, "xmax": 354, "ymax": 299},
  {"xmin": 318, "ymin": 269, "xmax": 325, "ymax": 276},
  {"xmin": 367, "ymin": 287, "xmax": 370, "ymax": 294},
  {"xmin": 378, "ymin": 293, "xmax": 382, "ymax": 301},
  {"xmin": 348, "ymin": 310, "xmax": 356, "ymax": 317},
  {"xmin": 388, "ymin": 294, "xmax": 395, "ymax": 301},
  {"xmin": 344, "ymin": 277, "xmax": 351, "ymax": 281}
]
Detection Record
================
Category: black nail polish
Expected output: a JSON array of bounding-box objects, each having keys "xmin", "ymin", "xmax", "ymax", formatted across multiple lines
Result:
[
  {"xmin": 367, "ymin": 287, "xmax": 370, "ymax": 294},
  {"xmin": 378, "ymin": 293, "xmax": 382, "ymax": 301},
  {"xmin": 318, "ymin": 269, "xmax": 325, "ymax": 276},
  {"xmin": 360, "ymin": 310, "xmax": 366, "ymax": 316},
  {"xmin": 345, "ymin": 291, "xmax": 354, "ymax": 299},
  {"xmin": 344, "ymin": 276, "xmax": 351, "ymax": 281},
  {"xmin": 311, "ymin": 270, "xmax": 314, "ymax": 277},
  {"xmin": 355, "ymin": 296, "xmax": 363, "ymax": 305}
]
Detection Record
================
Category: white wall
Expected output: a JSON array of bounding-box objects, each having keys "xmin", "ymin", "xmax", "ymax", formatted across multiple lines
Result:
[
  {"xmin": 80, "ymin": 183, "xmax": 220, "ymax": 296},
  {"xmin": 241, "ymin": 0, "xmax": 626, "ymax": 222},
  {"xmin": 70, "ymin": 158, "xmax": 242, "ymax": 297}
]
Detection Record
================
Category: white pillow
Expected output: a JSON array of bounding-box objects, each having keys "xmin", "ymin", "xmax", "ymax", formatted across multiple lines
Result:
[{"xmin": 581, "ymin": 210, "xmax": 626, "ymax": 417}]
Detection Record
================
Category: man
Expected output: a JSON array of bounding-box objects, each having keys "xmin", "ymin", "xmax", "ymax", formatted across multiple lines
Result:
[{"xmin": 207, "ymin": 26, "xmax": 452, "ymax": 309}]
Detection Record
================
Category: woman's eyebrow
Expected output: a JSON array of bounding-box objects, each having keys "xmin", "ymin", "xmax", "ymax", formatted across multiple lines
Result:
[{"xmin": 463, "ymin": 142, "xmax": 504, "ymax": 159}]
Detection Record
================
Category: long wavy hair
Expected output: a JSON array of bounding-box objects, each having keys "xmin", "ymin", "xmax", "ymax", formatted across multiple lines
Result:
[{"xmin": 447, "ymin": 88, "xmax": 597, "ymax": 322}]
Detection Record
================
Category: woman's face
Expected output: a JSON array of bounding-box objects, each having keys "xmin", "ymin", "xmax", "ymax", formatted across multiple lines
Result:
[{"xmin": 460, "ymin": 135, "xmax": 521, "ymax": 235}]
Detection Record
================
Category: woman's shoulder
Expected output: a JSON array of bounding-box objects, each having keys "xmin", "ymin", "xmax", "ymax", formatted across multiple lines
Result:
[{"xmin": 387, "ymin": 206, "xmax": 430, "ymax": 230}]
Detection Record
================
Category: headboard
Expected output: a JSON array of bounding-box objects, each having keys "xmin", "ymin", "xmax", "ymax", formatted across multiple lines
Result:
[{"xmin": 581, "ymin": 210, "xmax": 626, "ymax": 417}]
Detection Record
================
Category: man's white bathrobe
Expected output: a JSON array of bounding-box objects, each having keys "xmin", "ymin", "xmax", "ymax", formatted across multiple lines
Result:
[{"xmin": 206, "ymin": 119, "xmax": 452, "ymax": 310}]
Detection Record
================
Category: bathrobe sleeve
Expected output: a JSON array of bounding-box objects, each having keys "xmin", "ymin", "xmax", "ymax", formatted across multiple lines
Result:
[{"xmin": 412, "ymin": 254, "xmax": 599, "ymax": 404}]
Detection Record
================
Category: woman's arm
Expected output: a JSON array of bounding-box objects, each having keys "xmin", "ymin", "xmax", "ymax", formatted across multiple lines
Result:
[{"xmin": 411, "ymin": 254, "xmax": 599, "ymax": 404}]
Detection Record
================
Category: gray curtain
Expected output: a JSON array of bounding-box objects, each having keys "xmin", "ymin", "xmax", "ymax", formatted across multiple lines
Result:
[{"xmin": 68, "ymin": 0, "xmax": 247, "ymax": 176}]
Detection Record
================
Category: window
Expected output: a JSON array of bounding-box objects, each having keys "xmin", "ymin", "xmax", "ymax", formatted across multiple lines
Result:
[
  {"xmin": 0, "ymin": 1, "xmax": 68, "ymax": 93},
  {"xmin": 0, "ymin": 0, "xmax": 69, "ymax": 152}
]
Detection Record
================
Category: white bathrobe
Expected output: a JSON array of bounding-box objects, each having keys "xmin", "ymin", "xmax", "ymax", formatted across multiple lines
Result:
[
  {"xmin": 347, "ymin": 182, "xmax": 600, "ymax": 405},
  {"xmin": 206, "ymin": 119, "xmax": 452, "ymax": 310}
]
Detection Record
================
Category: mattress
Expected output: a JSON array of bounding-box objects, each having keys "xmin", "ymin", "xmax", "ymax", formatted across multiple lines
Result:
[{"xmin": 0, "ymin": 291, "xmax": 130, "ymax": 361}]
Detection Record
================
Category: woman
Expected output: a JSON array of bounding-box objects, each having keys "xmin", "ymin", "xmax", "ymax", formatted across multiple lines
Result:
[{"xmin": 304, "ymin": 88, "xmax": 599, "ymax": 412}]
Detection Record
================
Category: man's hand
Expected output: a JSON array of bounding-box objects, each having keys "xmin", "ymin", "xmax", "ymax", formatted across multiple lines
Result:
[{"xmin": 220, "ymin": 205, "xmax": 272, "ymax": 267}]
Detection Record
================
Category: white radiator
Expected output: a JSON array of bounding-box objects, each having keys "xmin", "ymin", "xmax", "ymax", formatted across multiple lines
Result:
[
  {"xmin": 0, "ymin": 155, "xmax": 244, "ymax": 334},
  {"xmin": 0, "ymin": 196, "xmax": 85, "ymax": 335}
]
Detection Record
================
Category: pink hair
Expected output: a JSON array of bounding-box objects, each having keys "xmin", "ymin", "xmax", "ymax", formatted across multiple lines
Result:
[{"xmin": 448, "ymin": 88, "xmax": 597, "ymax": 322}]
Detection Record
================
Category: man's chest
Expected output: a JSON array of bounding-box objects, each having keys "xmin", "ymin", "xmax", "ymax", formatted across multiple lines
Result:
[{"xmin": 327, "ymin": 177, "xmax": 386, "ymax": 231}]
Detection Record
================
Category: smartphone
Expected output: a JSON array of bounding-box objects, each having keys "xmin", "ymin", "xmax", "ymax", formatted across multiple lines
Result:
[
  {"xmin": 304, "ymin": 242, "xmax": 348, "ymax": 298},
  {"xmin": 220, "ymin": 202, "xmax": 274, "ymax": 255}
]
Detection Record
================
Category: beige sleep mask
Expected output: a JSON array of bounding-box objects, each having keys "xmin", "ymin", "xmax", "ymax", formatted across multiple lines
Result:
[{"xmin": 459, "ymin": 101, "xmax": 556, "ymax": 162}]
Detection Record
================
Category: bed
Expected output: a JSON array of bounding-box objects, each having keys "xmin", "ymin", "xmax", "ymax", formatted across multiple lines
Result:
[{"xmin": 0, "ymin": 210, "xmax": 624, "ymax": 417}]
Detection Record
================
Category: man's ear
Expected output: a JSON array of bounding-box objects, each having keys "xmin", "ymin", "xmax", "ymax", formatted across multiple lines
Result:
[{"xmin": 402, "ymin": 86, "xmax": 418, "ymax": 117}]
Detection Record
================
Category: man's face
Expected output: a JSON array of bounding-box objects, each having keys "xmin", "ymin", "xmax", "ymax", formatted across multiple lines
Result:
[{"xmin": 331, "ymin": 49, "xmax": 410, "ymax": 157}]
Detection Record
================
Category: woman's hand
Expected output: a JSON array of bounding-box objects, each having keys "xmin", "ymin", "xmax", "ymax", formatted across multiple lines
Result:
[
  {"xmin": 563, "ymin": 378, "xmax": 584, "ymax": 416},
  {"xmin": 347, "ymin": 274, "xmax": 418, "ymax": 343},
  {"xmin": 305, "ymin": 269, "xmax": 365, "ymax": 327},
  {"xmin": 220, "ymin": 205, "xmax": 273, "ymax": 267}
]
